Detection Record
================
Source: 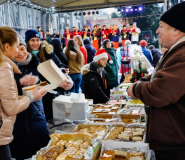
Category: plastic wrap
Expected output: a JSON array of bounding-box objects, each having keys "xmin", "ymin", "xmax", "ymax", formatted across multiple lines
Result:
[
  {"xmin": 84, "ymin": 146, "xmax": 94, "ymax": 160},
  {"xmin": 59, "ymin": 75, "xmax": 73, "ymax": 90},
  {"xmin": 19, "ymin": 73, "xmax": 39, "ymax": 86}
]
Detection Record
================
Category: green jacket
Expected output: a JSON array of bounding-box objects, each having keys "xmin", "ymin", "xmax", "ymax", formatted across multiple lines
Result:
[{"xmin": 104, "ymin": 47, "xmax": 119, "ymax": 89}]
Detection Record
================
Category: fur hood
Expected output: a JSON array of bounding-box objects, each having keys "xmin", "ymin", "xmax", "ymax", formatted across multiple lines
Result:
[
  {"xmin": 42, "ymin": 41, "xmax": 53, "ymax": 54},
  {"xmin": 81, "ymin": 64, "xmax": 90, "ymax": 76}
]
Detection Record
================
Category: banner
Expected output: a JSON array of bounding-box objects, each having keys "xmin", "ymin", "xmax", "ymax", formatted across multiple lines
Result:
[{"xmin": 86, "ymin": 18, "xmax": 133, "ymax": 30}]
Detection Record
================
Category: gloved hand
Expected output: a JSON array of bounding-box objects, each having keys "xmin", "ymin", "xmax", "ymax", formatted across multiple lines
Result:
[
  {"xmin": 19, "ymin": 73, "xmax": 39, "ymax": 86},
  {"xmin": 26, "ymin": 86, "xmax": 47, "ymax": 102},
  {"xmin": 59, "ymin": 75, "xmax": 73, "ymax": 90}
]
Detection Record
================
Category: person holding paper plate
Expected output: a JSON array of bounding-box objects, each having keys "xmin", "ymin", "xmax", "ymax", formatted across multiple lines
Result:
[
  {"xmin": 9, "ymin": 35, "xmax": 50, "ymax": 160},
  {"xmin": 25, "ymin": 29, "xmax": 74, "ymax": 121},
  {"xmin": 0, "ymin": 27, "xmax": 46, "ymax": 160}
]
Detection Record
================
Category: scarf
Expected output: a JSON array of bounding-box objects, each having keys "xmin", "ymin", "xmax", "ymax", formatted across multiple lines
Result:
[
  {"xmin": 32, "ymin": 50, "xmax": 39, "ymax": 56},
  {"xmin": 13, "ymin": 52, "xmax": 32, "ymax": 66}
]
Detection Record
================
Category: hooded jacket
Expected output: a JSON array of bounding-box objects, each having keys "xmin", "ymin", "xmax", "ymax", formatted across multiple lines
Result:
[
  {"xmin": 9, "ymin": 54, "xmax": 50, "ymax": 159},
  {"xmin": 50, "ymin": 38, "xmax": 68, "ymax": 65},
  {"xmin": 133, "ymin": 37, "xmax": 185, "ymax": 150},
  {"xmin": 84, "ymin": 44, "xmax": 96, "ymax": 63},
  {"xmin": 0, "ymin": 56, "xmax": 30, "ymax": 146},
  {"xmin": 82, "ymin": 62, "xmax": 110, "ymax": 104},
  {"xmin": 103, "ymin": 47, "xmax": 119, "ymax": 89},
  {"xmin": 64, "ymin": 47, "xmax": 84, "ymax": 74}
]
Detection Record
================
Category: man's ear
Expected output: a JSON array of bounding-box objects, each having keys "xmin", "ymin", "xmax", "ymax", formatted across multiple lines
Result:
[{"xmin": 173, "ymin": 28, "xmax": 181, "ymax": 36}]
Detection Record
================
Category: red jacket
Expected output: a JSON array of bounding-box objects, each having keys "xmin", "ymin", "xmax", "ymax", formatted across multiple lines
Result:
[
  {"xmin": 101, "ymin": 29, "xmax": 109, "ymax": 42},
  {"xmin": 80, "ymin": 46, "xmax": 87, "ymax": 65},
  {"xmin": 63, "ymin": 30, "xmax": 72, "ymax": 39},
  {"xmin": 82, "ymin": 29, "xmax": 91, "ymax": 39},
  {"xmin": 72, "ymin": 31, "xmax": 82, "ymax": 38}
]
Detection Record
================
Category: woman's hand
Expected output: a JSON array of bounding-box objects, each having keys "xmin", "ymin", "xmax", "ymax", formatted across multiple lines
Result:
[
  {"xmin": 19, "ymin": 74, "xmax": 39, "ymax": 86},
  {"xmin": 59, "ymin": 76, "xmax": 73, "ymax": 90}
]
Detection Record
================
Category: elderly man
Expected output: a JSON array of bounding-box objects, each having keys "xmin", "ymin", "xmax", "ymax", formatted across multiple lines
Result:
[{"xmin": 127, "ymin": 2, "xmax": 185, "ymax": 159}]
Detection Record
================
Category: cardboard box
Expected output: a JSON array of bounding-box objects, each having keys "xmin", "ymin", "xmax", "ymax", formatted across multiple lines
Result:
[
  {"xmin": 52, "ymin": 95, "xmax": 93, "ymax": 121},
  {"xmin": 88, "ymin": 114, "xmax": 140, "ymax": 125},
  {"xmin": 101, "ymin": 141, "xmax": 150, "ymax": 160}
]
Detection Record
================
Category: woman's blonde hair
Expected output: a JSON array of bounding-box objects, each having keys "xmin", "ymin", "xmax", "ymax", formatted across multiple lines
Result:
[
  {"xmin": 0, "ymin": 27, "xmax": 18, "ymax": 65},
  {"xmin": 64, "ymin": 39, "xmax": 84, "ymax": 64},
  {"xmin": 26, "ymin": 41, "xmax": 46, "ymax": 62},
  {"xmin": 74, "ymin": 35, "xmax": 87, "ymax": 56}
]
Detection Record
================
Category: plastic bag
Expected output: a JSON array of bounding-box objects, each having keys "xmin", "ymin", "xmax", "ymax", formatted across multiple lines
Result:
[
  {"xmin": 19, "ymin": 73, "xmax": 39, "ymax": 86},
  {"xmin": 71, "ymin": 93, "xmax": 86, "ymax": 103}
]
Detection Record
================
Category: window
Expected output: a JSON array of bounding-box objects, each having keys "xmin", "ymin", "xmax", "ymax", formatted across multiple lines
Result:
[
  {"xmin": 28, "ymin": 15, "xmax": 32, "ymax": 26},
  {"xmin": 36, "ymin": 17, "xmax": 39, "ymax": 26},
  {"xmin": 15, "ymin": 12, "xmax": 19, "ymax": 25}
]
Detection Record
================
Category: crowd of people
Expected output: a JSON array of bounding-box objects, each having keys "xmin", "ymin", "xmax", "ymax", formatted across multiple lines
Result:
[{"xmin": 1, "ymin": 2, "xmax": 185, "ymax": 160}]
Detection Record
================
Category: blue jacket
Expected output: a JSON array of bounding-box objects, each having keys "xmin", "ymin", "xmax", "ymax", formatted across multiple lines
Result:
[
  {"xmin": 84, "ymin": 44, "xmax": 97, "ymax": 63},
  {"xmin": 9, "ymin": 55, "xmax": 50, "ymax": 159},
  {"xmin": 111, "ymin": 29, "xmax": 120, "ymax": 42},
  {"xmin": 141, "ymin": 47, "xmax": 153, "ymax": 63}
]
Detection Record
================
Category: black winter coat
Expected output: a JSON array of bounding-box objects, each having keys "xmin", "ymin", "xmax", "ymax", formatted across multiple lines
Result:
[
  {"xmin": 9, "ymin": 55, "xmax": 50, "ymax": 159},
  {"xmin": 82, "ymin": 62, "xmax": 110, "ymax": 104},
  {"xmin": 151, "ymin": 49, "xmax": 161, "ymax": 68}
]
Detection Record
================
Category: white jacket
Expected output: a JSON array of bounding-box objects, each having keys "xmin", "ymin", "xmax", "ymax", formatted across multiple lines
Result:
[{"xmin": 131, "ymin": 28, "xmax": 141, "ymax": 42}]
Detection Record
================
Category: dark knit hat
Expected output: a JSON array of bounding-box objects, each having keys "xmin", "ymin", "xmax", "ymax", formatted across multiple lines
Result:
[
  {"xmin": 103, "ymin": 39, "xmax": 110, "ymax": 48},
  {"xmin": 160, "ymin": 2, "xmax": 185, "ymax": 33},
  {"xmin": 83, "ymin": 38, "xmax": 90, "ymax": 45},
  {"xmin": 25, "ymin": 29, "xmax": 41, "ymax": 43}
]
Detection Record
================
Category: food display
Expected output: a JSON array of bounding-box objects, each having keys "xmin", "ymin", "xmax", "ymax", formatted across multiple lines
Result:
[
  {"xmin": 99, "ymin": 149, "xmax": 145, "ymax": 160},
  {"xmin": 127, "ymin": 99, "xmax": 144, "ymax": 106},
  {"xmin": 105, "ymin": 126, "xmax": 145, "ymax": 142},
  {"xmin": 36, "ymin": 133, "xmax": 94, "ymax": 160},
  {"xmin": 119, "ymin": 83, "xmax": 133, "ymax": 89},
  {"xmin": 89, "ymin": 104, "xmax": 121, "ymax": 115},
  {"xmin": 111, "ymin": 91, "xmax": 125, "ymax": 95},
  {"xmin": 73, "ymin": 125, "xmax": 107, "ymax": 134}
]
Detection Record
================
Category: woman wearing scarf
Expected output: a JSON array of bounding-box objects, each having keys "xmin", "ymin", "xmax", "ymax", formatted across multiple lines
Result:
[
  {"xmin": 91, "ymin": 25, "xmax": 100, "ymax": 50},
  {"xmin": 111, "ymin": 24, "xmax": 120, "ymax": 49},
  {"xmin": 9, "ymin": 35, "xmax": 50, "ymax": 160},
  {"xmin": 25, "ymin": 29, "xmax": 73, "ymax": 121},
  {"xmin": 103, "ymin": 39, "xmax": 119, "ymax": 89}
]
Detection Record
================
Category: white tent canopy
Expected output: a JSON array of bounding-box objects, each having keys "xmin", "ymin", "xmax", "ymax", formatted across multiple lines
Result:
[{"xmin": 0, "ymin": 0, "xmax": 164, "ymax": 12}]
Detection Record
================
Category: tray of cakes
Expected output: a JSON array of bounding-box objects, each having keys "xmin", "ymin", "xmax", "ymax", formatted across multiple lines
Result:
[
  {"xmin": 87, "ymin": 114, "xmax": 140, "ymax": 125},
  {"xmin": 88, "ymin": 104, "xmax": 122, "ymax": 118},
  {"xmin": 33, "ymin": 132, "xmax": 100, "ymax": 160},
  {"xmin": 104, "ymin": 124, "xmax": 146, "ymax": 142},
  {"xmin": 72, "ymin": 125, "xmax": 108, "ymax": 141},
  {"xmin": 99, "ymin": 141, "xmax": 149, "ymax": 160},
  {"xmin": 119, "ymin": 99, "xmax": 145, "ymax": 115}
]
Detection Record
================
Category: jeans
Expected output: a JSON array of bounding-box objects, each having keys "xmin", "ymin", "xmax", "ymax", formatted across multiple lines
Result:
[
  {"xmin": 70, "ymin": 73, "xmax": 82, "ymax": 93},
  {"xmin": 155, "ymin": 150, "xmax": 185, "ymax": 160},
  {"xmin": 0, "ymin": 145, "xmax": 11, "ymax": 160},
  {"xmin": 80, "ymin": 78, "xmax": 84, "ymax": 93}
]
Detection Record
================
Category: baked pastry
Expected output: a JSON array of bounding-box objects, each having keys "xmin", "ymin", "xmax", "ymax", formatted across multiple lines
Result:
[
  {"xmin": 24, "ymin": 81, "xmax": 47, "ymax": 91},
  {"xmin": 129, "ymin": 156, "xmax": 144, "ymax": 160},
  {"xmin": 56, "ymin": 154, "xmax": 67, "ymax": 160},
  {"xmin": 133, "ymin": 131, "xmax": 143, "ymax": 136},
  {"xmin": 99, "ymin": 150, "xmax": 114, "ymax": 160},
  {"xmin": 117, "ymin": 134, "xmax": 130, "ymax": 141},
  {"xmin": 42, "ymin": 157, "xmax": 55, "ymax": 160},
  {"xmin": 56, "ymin": 140, "xmax": 67, "ymax": 147},
  {"xmin": 80, "ymin": 128, "xmax": 90, "ymax": 133},
  {"xmin": 135, "ymin": 128, "xmax": 145, "ymax": 132},
  {"xmin": 124, "ymin": 128, "xmax": 135, "ymax": 132},
  {"xmin": 128, "ymin": 151, "xmax": 143, "ymax": 157},
  {"xmin": 114, "ymin": 150, "xmax": 128, "ymax": 160},
  {"xmin": 132, "ymin": 136, "xmax": 143, "ymax": 141},
  {"xmin": 50, "ymin": 146, "xmax": 64, "ymax": 154},
  {"xmin": 43, "ymin": 151, "xmax": 58, "ymax": 159}
]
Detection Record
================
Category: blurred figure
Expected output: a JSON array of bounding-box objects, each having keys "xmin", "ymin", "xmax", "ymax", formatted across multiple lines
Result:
[
  {"xmin": 51, "ymin": 29, "xmax": 60, "ymax": 38},
  {"xmin": 63, "ymin": 27, "xmax": 72, "ymax": 46},
  {"xmin": 121, "ymin": 25, "xmax": 129, "ymax": 47},
  {"xmin": 112, "ymin": 24, "xmax": 120, "ymax": 49},
  {"xmin": 140, "ymin": 40, "xmax": 153, "ymax": 63},
  {"xmin": 45, "ymin": 30, "xmax": 51, "ymax": 43},
  {"xmin": 131, "ymin": 22, "xmax": 141, "ymax": 44},
  {"xmin": 50, "ymin": 38, "xmax": 68, "ymax": 65},
  {"xmin": 82, "ymin": 25, "xmax": 91, "ymax": 39},
  {"xmin": 148, "ymin": 45, "xmax": 161, "ymax": 68},
  {"xmin": 59, "ymin": 34, "xmax": 65, "ymax": 49},
  {"xmin": 103, "ymin": 39, "xmax": 119, "ymax": 89},
  {"xmin": 83, "ymin": 38, "xmax": 97, "ymax": 63},
  {"xmin": 108, "ymin": 25, "xmax": 113, "ymax": 41},
  {"xmin": 64, "ymin": 39, "xmax": 84, "ymax": 93},
  {"xmin": 91, "ymin": 25, "xmax": 100, "ymax": 51}
]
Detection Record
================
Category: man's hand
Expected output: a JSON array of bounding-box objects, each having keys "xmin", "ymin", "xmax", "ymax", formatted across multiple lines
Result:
[{"xmin": 127, "ymin": 84, "xmax": 136, "ymax": 98}]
